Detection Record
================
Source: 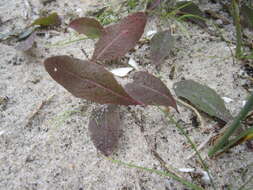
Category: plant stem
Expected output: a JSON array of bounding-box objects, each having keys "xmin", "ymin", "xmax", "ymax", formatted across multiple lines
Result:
[
  {"xmin": 46, "ymin": 36, "xmax": 88, "ymax": 47},
  {"xmin": 160, "ymin": 107, "xmax": 216, "ymax": 190},
  {"xmin": 209, "ymin": 92, "xmax": 253, "ymax": 157},
  {"xmin": 232, "ymin": 0, "xmax": 242, "ymax": 58}
]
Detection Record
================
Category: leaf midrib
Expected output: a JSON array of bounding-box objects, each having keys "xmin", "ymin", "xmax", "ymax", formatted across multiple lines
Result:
[
  {"xmin": 134, "ymin": 82, "xmax": 174, "ymax": 105},
  {"xmin": 62, "ymin": 68, "xmax": 139, "ymax": 104}
]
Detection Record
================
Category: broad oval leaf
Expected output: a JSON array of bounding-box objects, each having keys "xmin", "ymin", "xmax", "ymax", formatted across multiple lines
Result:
[
  {"xmin": 173, "ymin": 80, "xmax": 232, "ymax": 122},
  {"xmin": 150, "ymin": 30, "xmax": 174, "ymax": 65},
  {"xmin": 89, "ymin": 105, "xmax": 121, "ymax": 156},
  {"xmin": 125, "ymin": 71, "xmax": 177, "ymax": 110},
  {"xmin": 44, "ymin": 56, "xmax": 140, "ymax": 105},
  {"xmin": 69, "ymin": 17, "xmax": 104, "ymax": 39},
  {"xmin": 92, "ymin": 12, "xmax": 147, "ymax": 61}
]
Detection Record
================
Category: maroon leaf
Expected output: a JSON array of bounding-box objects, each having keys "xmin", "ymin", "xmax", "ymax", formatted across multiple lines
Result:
[
  {"xmin": 69, "ymin": 17, "xmax": 104, "ymax": 39},
  {"xmin": 92, "ymin": 12, "xmax": 147, "ymax": 61},
  {"xmin": 150, "ymin": 30, "xmax": 174, "ymax": 65},
  {"xmin": 125, "ymin": 71, "xmax": 178, "ymax": 110},
  {"xmin": 89, "ymin": 105, "xmax": 121, "ymax": 156},
  {"xmin": 44, "ymin": 56, "xmax": 140, "ymax": 105},
  {"xmin": 15, "ymin": 31, "xmax": 37, "ymax": 51}
]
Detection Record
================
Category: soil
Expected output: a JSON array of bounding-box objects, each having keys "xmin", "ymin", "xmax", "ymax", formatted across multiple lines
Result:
[{"xmin": 0, "ymin": 0, "xmax": 252, "ymax": 190}]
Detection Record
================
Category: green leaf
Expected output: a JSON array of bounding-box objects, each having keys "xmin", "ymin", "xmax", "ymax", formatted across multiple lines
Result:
[
  {"xmin": 240, "ymin": 4, "xmax": 253, "ymax": 30},
  {"xmin": 32, "ymin": 12, "xmax": 61, "ymax": 27},
  {"xmin": 173, "ymin": 80, "xmax": 232, "ymax": 122}
]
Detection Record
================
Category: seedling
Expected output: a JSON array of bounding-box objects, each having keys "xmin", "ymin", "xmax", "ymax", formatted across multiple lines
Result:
[
  {"xmin": 42, "ymin": 1, "xmax": 253, "ymax": 189},
  {"xmin": 44, "ymin": 10, "xmax": 177, "ymax": 156}
]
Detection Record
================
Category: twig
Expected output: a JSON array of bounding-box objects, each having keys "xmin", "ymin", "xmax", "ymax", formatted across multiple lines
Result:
[
  {"xmin": 25, "ymin": 95, "xmax": 54, "ymax": 128},
  {"xmin": 81, "ymin": 48, "xmax": 90, "ymax": 60},
  {"xmin": 151, "ymin": 149, "xmax": 183, "ymax": 178},
  {"xmin": 176, "ymin": 98, "xmax": 205, "ymax": 129},
  {"xmin": 204, "ymin": 9, "xmax": 230, "ymax": 25},
  {"xmin": 186, "ymin": 134, "xmax": 213, "ymax": 160}
]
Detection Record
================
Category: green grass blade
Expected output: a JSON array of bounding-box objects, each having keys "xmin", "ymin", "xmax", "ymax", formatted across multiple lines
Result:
[
  {"xmin": 46, "ymin": 36, "xmax": 88, "ymax": 47},
  {"xmin": 177, "ymin": 14, "xmax": 207, "ymax": 22},
  {"xmin": 215, "ymin": 126, "xmax": 253, "ymax": 156},
  {"xmin": 159, "ymin": 107, "xmax": 216, "ymax": 190},
  {"xmin": 107, "ymin": 157, "xmax": 204, "ymax": 190},
  {"xmin": 163, "ymin": 1, "xmax": 193, "ymax": 18},
  {"xmin": 241, "ymin": 53, "xmax": 253, "ymax": 59},
  {"xmin": 209, "ymin": 92, "xmax": 253, "ymax": 157}
]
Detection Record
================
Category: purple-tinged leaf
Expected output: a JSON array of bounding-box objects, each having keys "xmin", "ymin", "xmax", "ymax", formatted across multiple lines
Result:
[
  {"xmin": 44, "ymin": 56, "xmax": 140, "ymax": 105},
  {"xmin": 31, "ymin": 12, "xmax": 61, "ymax": 27},
  {"xmin": 69, "ymin": 17, "xmax": 104, "ymax": 39},
  {"xmin": 15, "ymin": 31, "xmax": 37, "ymax": 51},
  {"xmin": 125, "ymin": 71, "xmax": 177, "ymax": 110},
  {"xmin": 173, "ymin": 80, "xmax": 232, "ymax": 122},
  {"xmin": 150, "ymin": 30, "xmax": 174, "ymax": 65},
  {"xmin": 89, "ymin": 105, "xmax": 121, "ymax": 156},
  {"xmin": 92, "ymin": 12, "xmax": 147, "ymax": 61}
]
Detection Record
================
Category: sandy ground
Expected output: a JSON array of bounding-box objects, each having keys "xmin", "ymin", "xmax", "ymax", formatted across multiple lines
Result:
[{"xmin": 0, "ymin": 0, "xmax": 252, "ymax": 189}]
